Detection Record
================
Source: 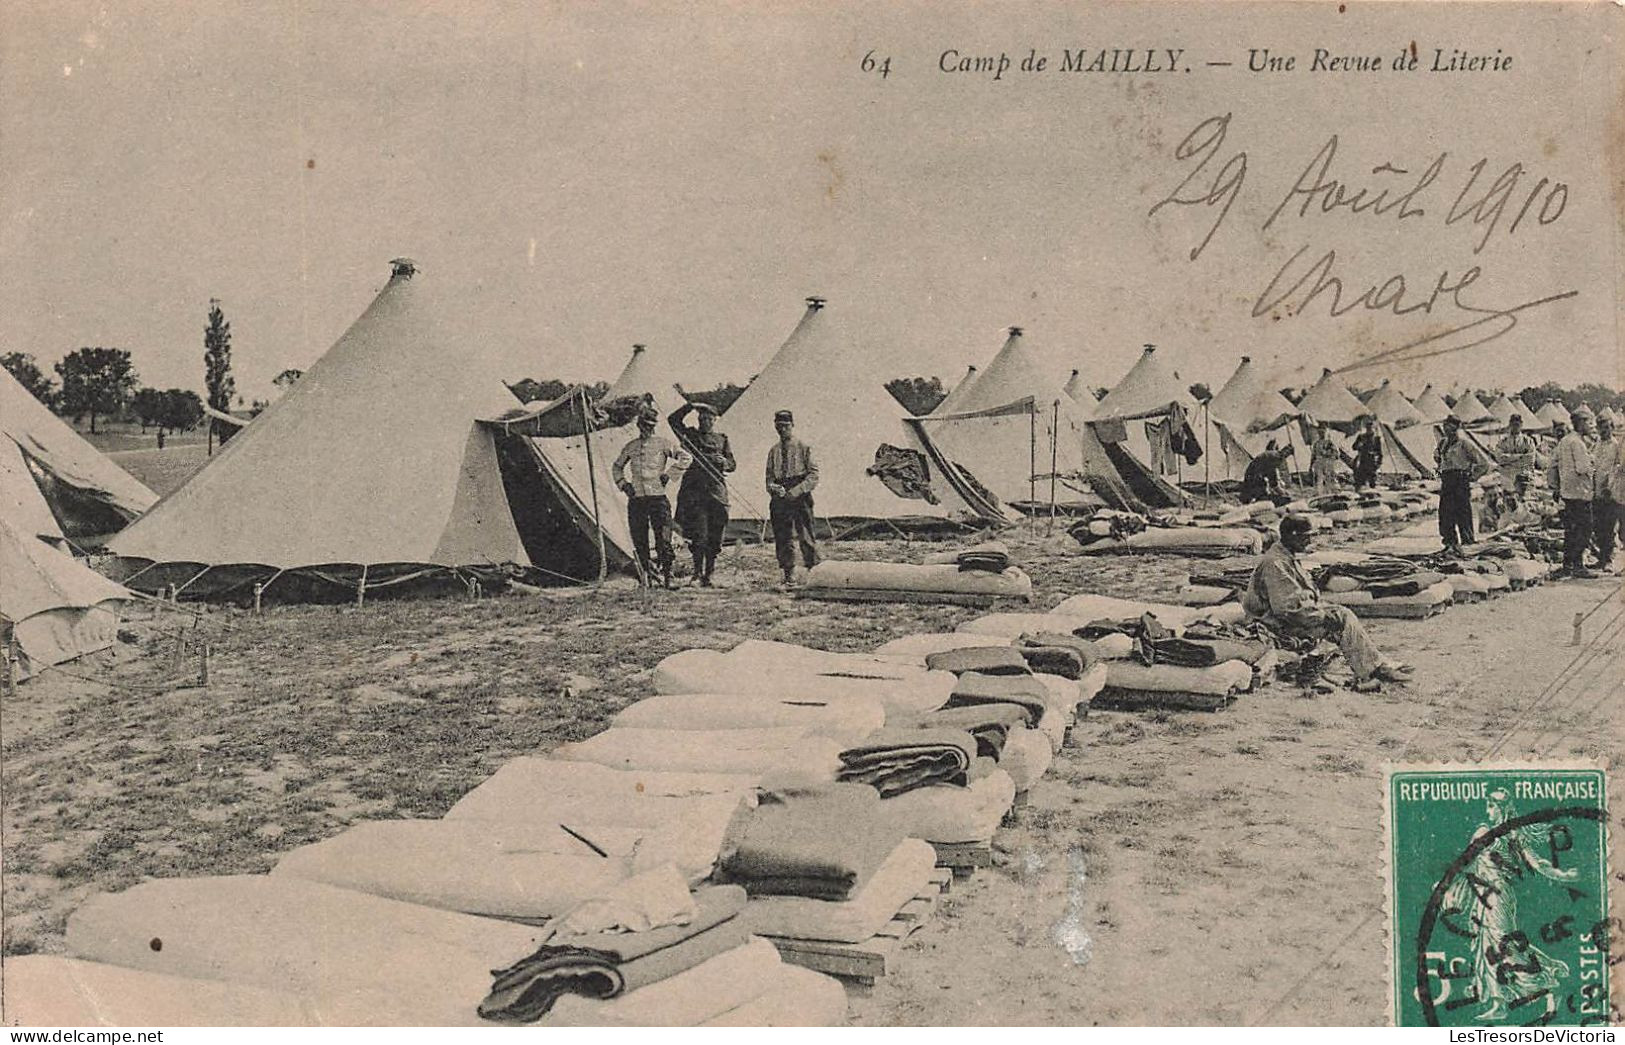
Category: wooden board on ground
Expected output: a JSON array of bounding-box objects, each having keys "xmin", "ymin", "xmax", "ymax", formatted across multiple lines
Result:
[
  {"xmin": 931, "ymin": 840, "xmax": 993, "ymax": 877},
  {"xmin": 763, "ymin": 868, "xmax": 953, "ymax": 986},
  {"xmin": 1091, "ymin": 687, "xmax": 1235, "ymax": 712},
  {"xmin": 796, "ymin": 588, "xmax": 1001, "ymax": 608}
]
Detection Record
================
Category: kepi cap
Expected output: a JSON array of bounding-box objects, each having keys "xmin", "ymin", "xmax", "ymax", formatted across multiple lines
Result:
[{"xmin": 773, "ymin": 409, "xmax": 794, "ymax": 424}]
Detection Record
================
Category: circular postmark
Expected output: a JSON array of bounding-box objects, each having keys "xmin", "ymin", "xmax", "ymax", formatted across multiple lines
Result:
[{"xmin": 1413, "ymin": 804, "xmax": 1609, "ymax": 1027}]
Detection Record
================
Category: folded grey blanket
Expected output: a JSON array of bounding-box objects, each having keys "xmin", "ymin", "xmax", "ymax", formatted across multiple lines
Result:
[
  {"xmin": 713, "ymin": 783, "xmax": 903, "ymax": 900},
  {"xmin": 837, "ymin": 729, "xmax": 979, "ymax": 798},
  {"xmin": 924, "ymin": 646, "xmax": 1032, "ymax": 677},
  {"xmin": 944, "ymin": 672, "xmax": 1049, "ymax": 726}
]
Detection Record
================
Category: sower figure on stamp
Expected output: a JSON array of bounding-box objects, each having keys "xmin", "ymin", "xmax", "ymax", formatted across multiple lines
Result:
[
  {"xmin": 765, "ymin": 408, "xmax": 820, "ymax": 589},
  {"xmin": 613, "ymin": 404, "xmax": 690, "ymax": 589},
  {"xmin": 1351, "ymin": 415, "xmax": 1383, "ymax": 489},
  {"xmin": 668, "ymin": 395, "xmax": 735, "ymax": 587},
  {"xmin": 1434, "ymin": 415, "xmax": 1483, "ymax": 555},
  {"xmin": 1243, "ymin": 515, "xmax": 1411, "ymax": 693}
]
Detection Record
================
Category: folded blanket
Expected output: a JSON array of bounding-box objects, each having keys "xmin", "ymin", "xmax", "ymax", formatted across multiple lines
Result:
[
  {"xmin": 1018, "ymin": 632, "xmax": 1104, "ymax": 673},
  {"xmin": 1138, "ymin": 634, "xmax": 1271, "ymax": 669},
  {"xmin": 837, "ymin": 728, "xmax": 977, "ymax": 795},
  {"xmin": 1017, "ymin": 643, "xmax": 1085, "ymax": 678},
  {"xmin": 924, "ymin": 646, "xmax": 1031, "ymax": 676},
  {"xmin": 944, "ymin": 672, "xmax": 1049, "ymax": 725},
  {"xmin": 714, "ymin": 783, "xmax": 903, "ymax": 900},
  {"xmin": 739, "ymin": 838, "xmax": 937, "ymax": 943},
  {"xmin": 478, "ymin": 885, "xmax": 748, "ymax": 1023},
  {"xmin": 551, "ymin": 727, "xmax": 842, "ymax": 780},
  {"xmin": 888, "ymin": 704, "xmax": 1029, "ymax": 759}
]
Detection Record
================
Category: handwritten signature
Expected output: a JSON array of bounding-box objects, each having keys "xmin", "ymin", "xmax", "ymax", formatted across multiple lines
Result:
[{"xmin": 1148, "ymin": 114, "xmax": 1577, "ymax": 371}]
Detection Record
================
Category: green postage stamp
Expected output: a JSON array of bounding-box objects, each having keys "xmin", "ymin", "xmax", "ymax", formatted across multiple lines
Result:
[{"xmin": 1387, "ymin": 765, "xmax": 1612, "ymax": 1027}]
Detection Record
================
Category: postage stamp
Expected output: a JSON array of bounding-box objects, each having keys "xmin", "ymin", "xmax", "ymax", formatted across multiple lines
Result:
[{"xmin": 1386, "ymin": 765, "xmax": 1611, "ymax": 1027}]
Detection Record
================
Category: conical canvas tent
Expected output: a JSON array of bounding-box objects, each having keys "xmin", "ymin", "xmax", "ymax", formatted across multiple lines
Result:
[
  {"xmin": 1535, "ymin": 400, "xmax": 1572, "ymax": 427},
  {"xmin": 1449, "ymin": 391, "xmax": 1491, "ymax": 425},
  {"xmin": 1412, "ymin": 385, "xmax": 1453, "ymax": 423},
  {"xmin": 923, "ymin": 328, "xmax": 1173, "ymax": 511},
  {"xmin": 106, "ymin": 260, "xmax": 632, "ymax": 600},
  {"xmin": 1363, "ymin": 380, "xmax": 1437, "ymax": 478},
  {"xmin": 1367, "ymin": 381, "xmax": 1426, "ymax": 428},
  {"xmin": 719, "ymin": 298, "xmax": 1008, "ymax": 534},
  {"xmin": 1062, "ymin": 369, "xmax": 1098, "ymax": 419},
  {"xmin": 1483, "ymin": 392, "xmax": 1516, "ymax": 425},
  {"xmin": 1510, "ymin": 396, "xmax": 1546, "ymax": 430},
  {"xmin": 1093, "ymin": 346, "xmax": 1209, "ymax": 482},
  {"xmin": 1600, "ymin": 406, "xmax": 1621, "ymax": 427},
  {"xmin": 1297, "ymin": 369, "xmax": 1370, "ymax": 426},
  {"xmin": 1, "ymin": 367, "xmax": 155, "ymax": 543},
  {"xmin": 602, "ymin": 343, "xmax": 683, "ymax": 417},
  {"xmin": 2, "ymin": 517, "xmax": 134, "ymax": 679},
  {"xmin": 1208, "ymin": 357, "xmax": 1309, "ymax": 482},
  {"xmin": 931, "ymin": 366, "xmax": 979, "ymax": 417}
]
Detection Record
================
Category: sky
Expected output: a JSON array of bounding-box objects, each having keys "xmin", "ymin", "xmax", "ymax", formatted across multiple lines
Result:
[{"xmin": 2, "ymin": 1, "xmax": 1619, "ymax": 405}]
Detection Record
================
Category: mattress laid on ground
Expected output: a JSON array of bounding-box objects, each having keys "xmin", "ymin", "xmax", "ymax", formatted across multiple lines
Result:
[
  {"xmin": 65, "ymin": 876, "xmax": 545, "ymax": 1026},
  {"xmin": 444, "ymin": 761, "xmax": 754, "ymax": 830},
  {"xmin": 698, "ymin": 963, "xmax": 849, "ymax": 1027},
  {"xmin": 876, "ymin": 769, "xmax": 1016, "ymax": 844},
  {"xmin": 1050, "ymin": 593, "xmax": 1247, "ymax": 630},
  {"xmin": 738, "ymin": 838, "xmax": 938, "ymax": 943},
  {"xmin": 612, "ymin": 692, "xmax": 884, "ymax": 743},
  {"xmin": 1080, "ymin": 527, "xmax": 1264, "ymax": 556},
  {"xmin": 803, "ymin": 560, "xmax": 1033, "ymax": 598},
  {"xmin": 1332, "ymin": 579, "xmax": 1456, "ymax": 617},
  {"xmin": 870, "ymin": 631, "xmax": 1016, "ymax": 663},
  {"xmin": 1102, "ymin": 659, "xmax": 1255, "ymax": 697},
  {"xmin": 0, "ymin": 956, "xmax": 322, "ymax": 1027},
  {"xmin": 653, "ymin": 648, "xmax": 955, "ymax": 717},
  {"xmin": 551, "ymin": 727, "xmax": 843, "ymax": 780},
  {"xmin": 996, "ymin": 726, "xmax": 1054, "ymax": 790},
  {"xmin": 270, "ymin": 814, "xmax": 736, "ymax": 919},
  {"xmin": 542, "ymin": 937, "xmax": 787, "ymax": 1027}
]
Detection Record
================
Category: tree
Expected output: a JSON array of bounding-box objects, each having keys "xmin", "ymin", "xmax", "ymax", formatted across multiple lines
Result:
[
  {"xmin": 131, "ymin": 387, "xmax": 165, "ymax": 432},
  {"xmin": 54, "ymin": 347, "xmax": 137, "ymax": 433},
  {"xmin": 884, "ymin": 376, "xmax": 946, "ymax": 416},
  {"xmin": 2, "ymin": 352, "xmax": 57, "ymax": 408},
  {"xmin": 157, "ymin": 388, "xmax": 204, "ymax": 433},
  {"xmin": 272, "ymin": 368, "xmax": 304, "ymax": 392},
  {"xmin": 685, "ymin": 382, "xmax": 747, "ymax": 415},
  {"xmin": 204, "ymin": 299, "xmax": 237, "ymax": 446},
  {"xmin": 1188, "ymin": 382, "xmax": 1213, "ymax": 405}
]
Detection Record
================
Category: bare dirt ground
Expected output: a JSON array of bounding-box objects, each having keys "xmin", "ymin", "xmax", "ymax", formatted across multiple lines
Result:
[{"xmin": 2, "ymin": 519, "xmax": 1620, "ymax": 1026}]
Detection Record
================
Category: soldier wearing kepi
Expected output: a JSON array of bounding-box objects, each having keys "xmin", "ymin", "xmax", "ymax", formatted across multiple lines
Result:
[
  {"xmin": 612, "ymin": 404, "xmax": 690, "ymax": 589},
  {"xmin": 765, "ymin": 409, "xmax": 820, "ymax": 589},
  {"xmin": 668, "ymin": 397, "xmax": 735, "ymax": 587},
  {"xmin": 1434, "ymin": 415, "xmax": 1482, "ymax": 555}
]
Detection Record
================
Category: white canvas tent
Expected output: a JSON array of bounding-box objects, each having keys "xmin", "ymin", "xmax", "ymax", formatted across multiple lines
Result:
[
  {"xmin": 1449, "ymin": 391, "xmax": 1492, "ymax": 425},
  {"xmin": 923, "ymin": 328, "xmax": 1170, "ymax": 511},
  {"xmin": 719, "ymin": 297, "xmax": 1008, "ymax": 534},
  {"xmin": 2, "ymin": 516, "xmax": 134, "ymax": 679},
  {"xmin": 1297, "ymin": 369, "xmax": 1370, "ymax": 426},
  {"xmin": 1093, "ymin": 345, "xmax": 1209, "ymax": 481},
  {"xmin": 1535, "ymin": 400, "xmax": 1572, "ymax": 427},
  {"xmin": 107, "ymin": 259, "xmax": 633, "ymax": 599},
  {"xmin": 1062, "ymin": 369, "xmax": 1097, "ymax": 415},
  {"xmin": 1, "ymin": 367, "xmax": 155, "ymax": 544},
  {"xmin": 931, "ymin": 366, "xmax": 979, "ymax": 417},
  {"xmin": 1365, "ymin": 380, "xmax": 1437, "ymax": 479},
  {"xmin": 1412, "ymin": 385, "xmax": 1453, "ymax": 424},
  {"xmin": 1207, "ymin": 357, "xmax": 1309, "ymax": 482}
]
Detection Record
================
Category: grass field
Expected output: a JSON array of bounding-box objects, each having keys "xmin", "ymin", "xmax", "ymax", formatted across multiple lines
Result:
[{"xmin": 2, "ymin": 514, "xmax": 1619, "ymax": 1025}]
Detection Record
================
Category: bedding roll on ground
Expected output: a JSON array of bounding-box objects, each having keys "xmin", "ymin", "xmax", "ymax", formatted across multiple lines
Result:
[
  {"xmin": 542, "ymin": 937, "xmax": 784, "ymax": 1027},
  {"xmin": 612, "ymin": 692, "xmax": 884, "ymax": 745},
  {"xmin": 738, "ymin": 838, "xmax": 938, "ymax": 943},
  {"xmin": 653, "ymin": 648, "xmax": 955, "ymax": 717},
  {"xmin": 0, "ymin": 956, "xmax": 323, "ymax": 1027},
  {"xmin": 802, "ymin": 560, "xmax": 1033, "ymax": 598},
  {"xmin": 699, "ymin": 963, "xmax": 849, "ymax": 1026},
  {"xmin": 1102, "ymin": 660, "xmax": 1254, "ymax": 697},
  {"xmin": 551, "ymin": 726, "xmax": 843, "ymax": 779},
  {"xmin": 876, "ymin": 769, "xmax": 1016, "ymax": 844}
]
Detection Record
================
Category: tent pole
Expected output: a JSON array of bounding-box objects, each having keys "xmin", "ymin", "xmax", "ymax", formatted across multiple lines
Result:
[
  {"xmin": 1029, "ymin": 408, "xmax": 1036, "ymax": 534},
  {"xmin": 1048, "ymin": 400, "xmax": 1059, "ymax": 533},
  {"xmin": 579, "ymin": 391, "xmax": 608, "ymax": 586},
  {"xmin": 1203, "ymin": 403, "xmax": 1211, "ymax": 506}
]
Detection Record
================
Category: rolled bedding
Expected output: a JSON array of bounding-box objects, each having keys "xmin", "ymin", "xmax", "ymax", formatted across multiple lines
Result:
[
  {"xmin": 803, "ymin": 560, "xmax": 1033, "ymax": 598},
  {"xmin": 545, "ymin": 937, "xmax": 783, "ymax": 1028},
  {"xmin": 1362, "ymin": 535, "xmax": 1445, "ymax": 558},
  {"xmin": 738, "ymin": 838, "xmax": 938, "ymax": 944},
  {"xmin": 1177, "ymin": 583, "xmax": 1235, "ymax": 606},
  {"xmin": 1120, "ymin": 527, "xmax": 1263, "ymax": 555},
  {"xmin": 945, "ymin": 672, "xmax": 1049, "ymax": 724},
  {"xmin": 957, "ymin": 612, "xmax": 1102, "ymax": 640},
  {"xmin": 445, "ymin": 760, "xmax": 755, "ymax": 831},
  {"xmin": 612, "ymin": 692, "xmax": 884, "ymax": 746},
  {"xmin": 0, "ymin": 956, "xmax": 322, "ymax": 1027},
  {"xmin": 699, "ymin": 963, "xmax": 848, "ymax": 1027},
  {"xmin": 66, "ymin": 876, "xmax": 546, "ymax": 1027},
  {"xmin": 1051, "ymin": 593, "xmax": 1246, "ymax": 632},
  {"xmin": 888, "ymin": 704, "xmax": 1029, "ymax": 760},
  {"xmin": 837, "ymin": 728, "xmax": 978, "ymax": 796},
  {"xmin": 477, "ymin": 885, "xmax": 749, "ymax": 1023},
  {"xmin": 1102, "ymin": 659, "xmax": 1254, "ymax": 698},
  {"xmin": 714, "ymin": 783, "xmax": 904, "ymax": 901},
  {"xmin": 1500, "ymin": 559, "xmax": 1548, "ymax": 582},
  {"xmin": 270, "ymin": 814, "xmax": 737, "ymax": 918},
  {"xmin": 877, "ymin": 769, "xmax": 1016, "ymax": 844},
  {"xmin": 550, "ymin": 727, "xmax": 842, "ymax": 780}
]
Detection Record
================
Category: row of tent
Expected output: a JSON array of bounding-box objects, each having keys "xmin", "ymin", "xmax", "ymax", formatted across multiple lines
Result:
[{"xmin": 4, "ymin": 257, "xmax": 1613, "ymax": 628}]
